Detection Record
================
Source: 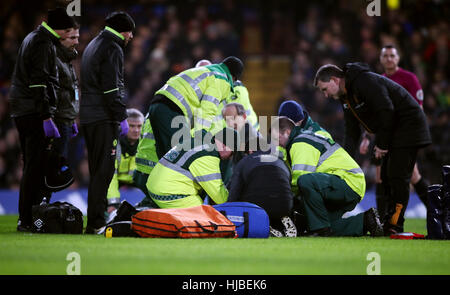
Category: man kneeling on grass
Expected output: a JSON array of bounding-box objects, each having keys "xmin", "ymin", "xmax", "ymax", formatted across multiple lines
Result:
[
  {"xmin": 145, "ymin": 127, "xmax": 239, "ymax": 208},
  {"xmin": 271, "ymin": 116, "xmax": 383, "ymax": 237}
]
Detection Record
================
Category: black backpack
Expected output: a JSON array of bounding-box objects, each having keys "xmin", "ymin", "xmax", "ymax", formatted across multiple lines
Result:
[
  {"xmin": 426, "ymin": 165, "xmax": 450, "ymax": 240},
  {"xmin": 100, "ymin": 201, "xmax": 140, "ymax": 237},
  {"xmin": 44, "ymin": 150, "xmax": 74, "ymax": 192},
  {"xmin": 32, "ymin": 201, "xmax": 83, "ymax": 234}
]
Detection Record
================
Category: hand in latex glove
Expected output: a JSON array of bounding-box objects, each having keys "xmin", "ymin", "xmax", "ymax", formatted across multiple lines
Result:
[
  {"xmin": 119, "ymin": 119, "xmax": 129, "ymax": 137},
  {"xmin": 43, "ymin": 119, "xmax": 61, "ymax": 138},
  {"xmin": 71, "ymin": 123, "xmax": 79, "ymax": 138}
]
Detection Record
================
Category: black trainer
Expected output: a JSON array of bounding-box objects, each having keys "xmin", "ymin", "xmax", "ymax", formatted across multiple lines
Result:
[
  {"xmin": 17, "ymin": 220, "xmax": 31, "ymax": 232},
  {"xmin": 363, "ymin": 208, "xmax": 384, "ymax": 237},
  {"xmin": 308, "ymin": 227, "xmax": 333, "ymax": 237},
  {"xmin": 384, "ymin": 223, "xmax": 403, "ymax": 236}
]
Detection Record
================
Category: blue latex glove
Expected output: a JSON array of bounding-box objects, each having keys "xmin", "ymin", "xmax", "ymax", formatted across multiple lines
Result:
[
  {"xmin": 119, "ymin": 119, "xmax": 129, "ymax": 137},
  {"xmin": 43, "ymin": 119, "xmax": 61, "ymax": 138},
  {"xmin": 71, "ymin": 123, "xmax": 78, "ymax": 138}
]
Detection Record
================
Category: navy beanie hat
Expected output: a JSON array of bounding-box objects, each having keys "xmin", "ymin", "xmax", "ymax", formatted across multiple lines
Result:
[{"xmin": 278, "ymin": 100, "xmax": 305, "ymax": 123}]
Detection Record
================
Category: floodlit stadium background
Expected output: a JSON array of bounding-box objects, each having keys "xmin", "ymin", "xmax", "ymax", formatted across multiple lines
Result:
[{"xmin": 0, "ymin": 0, "xmax": 448, "ymax": 200}]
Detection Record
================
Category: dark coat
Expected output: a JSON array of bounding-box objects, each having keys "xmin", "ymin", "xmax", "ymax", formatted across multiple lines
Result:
[
  {"xmin": 54, "ymin": 44, "xmax": 79, "ymax": 124},
  {"xmin": 342, "ymin": 62, "xmax": 431, "ymax": 156},
  {"xmin": 79, "ymin": 28, "xmax": 127, "ymax": 125},
  {"xmin": 228, "ymin": 150, "xmax": 293, "ymax": 218},
  {"xmin": 9, "ymin": 24, "xmax": 60, "ymax": 119}
]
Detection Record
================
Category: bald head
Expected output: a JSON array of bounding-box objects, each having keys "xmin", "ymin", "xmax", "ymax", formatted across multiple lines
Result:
[{"xmin": 195, "ymin": 59, "xmax": 212, "ymax": 67}]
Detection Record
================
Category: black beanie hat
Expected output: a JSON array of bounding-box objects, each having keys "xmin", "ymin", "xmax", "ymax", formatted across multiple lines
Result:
[
  {"xmin": 222, "ymin": 56, "xmax": 244, "ymax": 80},
  {"xmin": 105, "ymin": 11, "xmax": 135, "ymax": 33},
  {"xmin": 47, "ymin": 7, "xmax": 76, "ymax": 30}
]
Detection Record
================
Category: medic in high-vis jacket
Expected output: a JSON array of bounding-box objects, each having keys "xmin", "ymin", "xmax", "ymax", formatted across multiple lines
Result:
[
  {"xmin": 146, "ymin": 128, "xmax": 239, "ymax": 209},
  {"xmin": 131, "ymin": 115, "xmax": 159, "ymax": 207},
  {"xmin": 272, "ymin": 117, "xmax": 383, "ymax": 237},
  {"xmin": 148, "ymin": 56, "xmax": 244, "ymax": 159},
  {"xmin": 106, "ymin": 109, "xmax": 145, "ymax": 210},
  {"xmin": 277, "ymin": 99, "xmax": 333, "ymax": 163}
]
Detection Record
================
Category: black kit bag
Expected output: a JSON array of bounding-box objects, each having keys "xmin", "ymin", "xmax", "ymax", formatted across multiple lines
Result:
[
  {"xmin": 426, "ymin": 165, "xmax": 450, "ymax": 240},
  {"xmin": 100, "ymin": 201, "xmax": 140, "ymax": 237},
  {"xmin": 32, "ymin": 201, "xmax": 83, "ymax": 234},
  {"xmin": 426, "ymin": 184, "xmax": 444, "ymax": 239}
]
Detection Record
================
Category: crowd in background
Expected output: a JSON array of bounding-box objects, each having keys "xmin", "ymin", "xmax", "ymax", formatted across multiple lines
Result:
[{"xmin": 0, "ymin": 0, "xmax": 448, "ymax": 189}]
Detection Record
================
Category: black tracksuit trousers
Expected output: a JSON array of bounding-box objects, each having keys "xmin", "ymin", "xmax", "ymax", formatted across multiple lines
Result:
[
  {"xmin": 82, "ymin": 122, "xmax": 118, "ymax": 229},
  {"xmin": 380, "ymin": 146, "xmax": 418, "ymax": 230},
  {"xmin": 15, "ymin": 114, "xmax": 49, "ymax": 227}
]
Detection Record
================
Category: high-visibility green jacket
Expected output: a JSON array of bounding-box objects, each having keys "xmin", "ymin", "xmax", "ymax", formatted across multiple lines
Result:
[
  {"xmin": 155, "ymin": 63, "xmax": 234, "ymax": 135},
  {"xmin": 107, "ymin": 137, "xmax": 139, "ymax": 204},
  {"xmin": 286, "ymin": 127, "xmax": 365, "ymax": 199},
  {"xmin": 280, "ymin": 116, "xmax": 332, "ymax": 162},
  {"xmin": 302, "ymin": 116, "xmax": 332, "ymax": 139},
  {"xmin": 135, "ymin": 115, "xmax": 158, "ymax": 175},
  {"xmin": 214, "ymin": 80, "xmax": 259, "ymax": 130},
  {"xmin": 146, "ymin": 134, "xmax": 228, "ymax": 208}
]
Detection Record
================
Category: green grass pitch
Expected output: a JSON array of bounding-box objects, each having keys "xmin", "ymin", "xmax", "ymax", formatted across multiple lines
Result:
[{"xmin": 0, "ymin": 215, "xmax": 449, "ymax": 275}]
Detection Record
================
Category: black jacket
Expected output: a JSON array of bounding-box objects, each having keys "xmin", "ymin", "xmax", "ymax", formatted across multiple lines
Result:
[
  {"xmin": 79, "ymin": 28, "xmax": 127, "ymax": 125},
  {"xmin": 228, "ymin": 150, "xmax": 293, "ymax": 209},
  {"xmin": 54, "ymin": 44, "xmax": 79, "ymax": 124},
  {"xmin": 9, "ymin": 23, "xmax": 59, "ymax": 119},
  {"xmin": 342, "ymin": 62, "xmax": 431, "ymax": 156}
]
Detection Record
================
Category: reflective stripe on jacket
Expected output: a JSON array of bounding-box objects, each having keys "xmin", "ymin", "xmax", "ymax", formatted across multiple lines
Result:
[
  {"xmin": 155, "ymin": 63, "xmax": 234, "ymax": 134},
  {"xmin": 9, "ymin": 22, "xmax": 60, "ymax": 118},
  {"xmin": 80, "ymin": 27, "xmax": 127, "ymax": 125},
  {"xmin": 107, "ymin": 140, "xmax": 138, "ymax": 202},
  {"xmin": 147, "ymin": 136, "xmax": 228, "ymax": 208},
  {"xmin": 135, "ymin": 116, "xmax": 158, "ymax": 175},
  {"xmin": 287, "ymin": 128, "xmax": 366, "ymax": 199}
]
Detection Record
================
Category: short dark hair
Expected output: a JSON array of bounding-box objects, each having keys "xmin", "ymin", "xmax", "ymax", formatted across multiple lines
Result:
[
  {"xmin": 381, "ymin": 44, "xmax": 400, "ymax": 56},
  {"xmin": 222, "ymin": 56, "xmax": 244, "ymax": 80},
  {"xmin": 382, "ymin": 44, "xmax": 396, "ymax": 50},
  {"xmin": 313, "ymin": 64, "xmax": 344, "ymax": 87}
]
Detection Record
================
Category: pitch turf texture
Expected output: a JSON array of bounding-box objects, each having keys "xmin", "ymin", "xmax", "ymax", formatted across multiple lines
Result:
[{"xmin": 0, "ymin": 215, "xmax": 448, "ymax": 275}]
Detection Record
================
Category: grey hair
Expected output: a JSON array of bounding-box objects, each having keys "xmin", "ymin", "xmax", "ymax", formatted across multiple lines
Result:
[
  {"xmin": 126, "ymin": 108, "xmax": 144, "ymax": 122},
  {"xmin": 222, "ymin": 102, "xmax": 246, "ymax": 117}
]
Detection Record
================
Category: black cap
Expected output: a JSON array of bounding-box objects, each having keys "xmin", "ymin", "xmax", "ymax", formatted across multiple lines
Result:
[
  {"xmin": 222, "ymin": 56, "xmax": 244, "ymax": 80},
  {"xmin": 47, "ymin": 7, "xmax": 76, "ymax": 30},
  {"xmin": 105, "ymin": 11, "xmax": 135, "ymax": 33}
]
